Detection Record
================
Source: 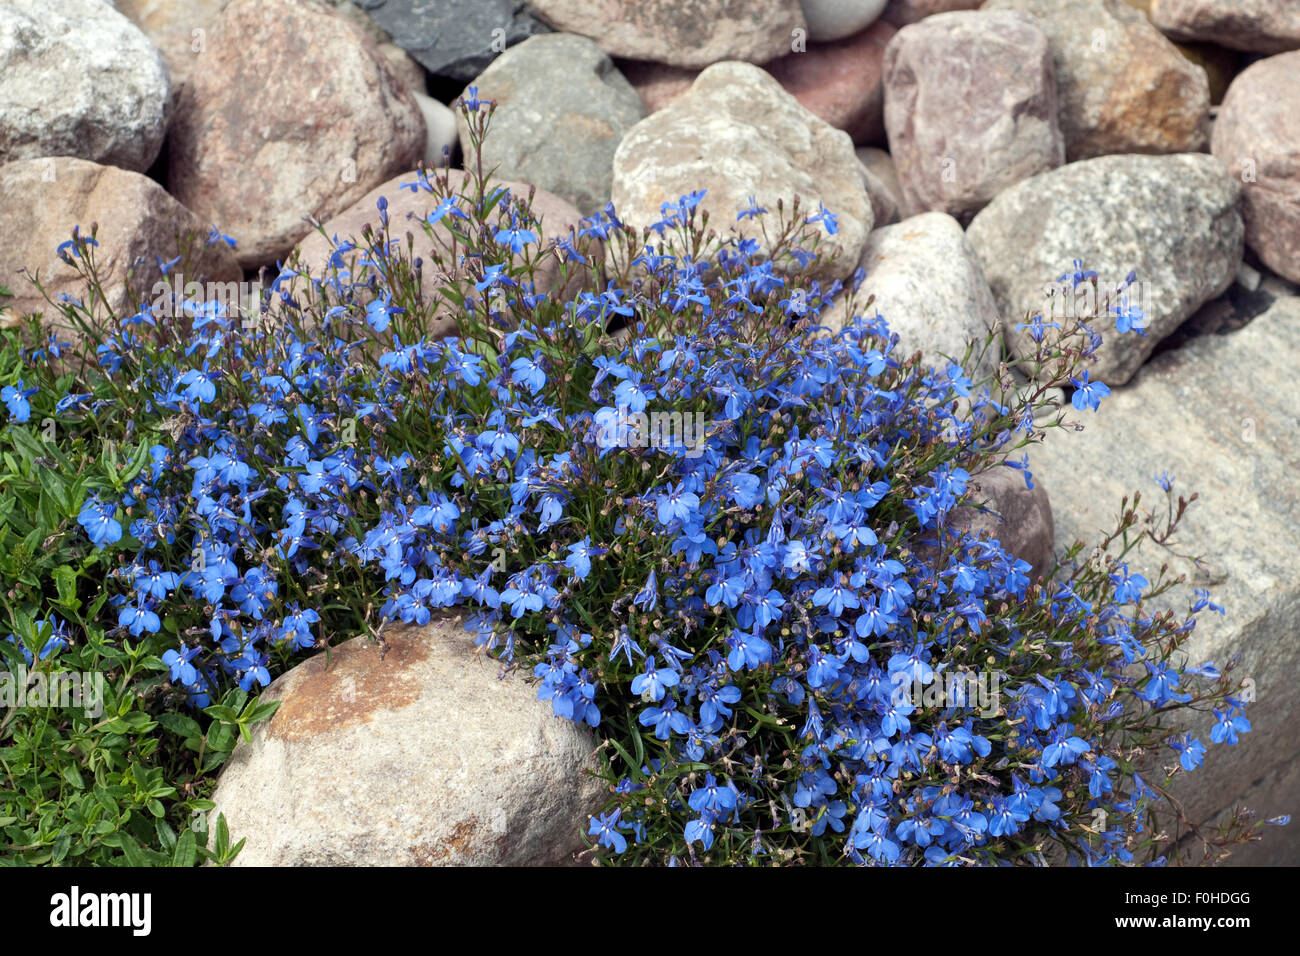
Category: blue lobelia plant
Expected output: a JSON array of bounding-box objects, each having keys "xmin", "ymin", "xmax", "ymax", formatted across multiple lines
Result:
[{"xmin": 1, "ymin": 90, "xmax": 1283, "ymax": 866}]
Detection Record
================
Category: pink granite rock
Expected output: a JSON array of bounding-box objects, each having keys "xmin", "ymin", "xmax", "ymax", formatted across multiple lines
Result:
[
  {"xmin": 1211, "ymin": 51, "xmax": 1300, "ymax": 284},
  {"xmin": 167, "ymin": 0, "xmax": 425, "ymax": 270},
  {"xmin": 764, "ymin": 19, "xmax": 895, "ymax": 144},
  {"xmin": 0, "ymin": 157, "xmax": 240, "ymax": 337},
  {"xmin": 1151, "ymin": 0, "xmax": 1300, "ymax": 55},
  {"xmin": 883, "ymin": 11, "xmax": 1064, "ymax": 220}
]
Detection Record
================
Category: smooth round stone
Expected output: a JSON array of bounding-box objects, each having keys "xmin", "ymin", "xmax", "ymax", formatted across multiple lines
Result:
[{"xmin": 798, "ymin": 0, "xmax": 887, "ymax": 41}]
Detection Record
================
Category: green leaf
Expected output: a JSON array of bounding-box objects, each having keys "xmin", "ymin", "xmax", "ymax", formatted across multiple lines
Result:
[
  {"xmin": 60, "ymin": 764, "xmax": 85, "ymax": 790},
  {"xmin": 53, "ymin": 565, "xmax": 80, "ymax": 612},
  {"xmin": 171, "ymin": 828, "xmax": 197, "ymax": 868}
]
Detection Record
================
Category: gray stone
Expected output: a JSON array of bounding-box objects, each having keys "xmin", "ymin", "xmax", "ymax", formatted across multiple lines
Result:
[
  {"xmin": 457, "ymin": 34, "xmax": 645, "ymax": 215},
  {"xmin": 856, "ymin": 147, "xmax": 903, "ymax": 223},
  {"xmin": 167, "ymin": 0, "xmax": 425, "ymax": 269},
  {"xmin": 209, "ymin": 617, "xmax": 607, "ymax": 865},
  {"xmin": 0, "ymin": 157, "xmax": 241, "ymax": 337},
  {"xmin": 352, "ymin": 0, "xmax": 549, "ymax": 81},
  {"xmin": 883, "ymin": 10, "xmax": 1064, "ymax": 221},
  {"xmin": 527, "ymin": 0, "xmax": 805, "ymax": 69},
  {"xmin": 824, "ymin": 212, "xmax": 1002, "ymax": 379},
  {"xmin": 611, "ymin": 62, "xmax": 872, "ymax": 281},
  {"xmin": 1211, "ymin": 52, "xmax": 1300, "ymax": 285},
  {"xmin": 1151, "ymin": 0, "xmax": 1300, "ymax": 55},
  {"xmin": 966, "ymin": 153, "xmax": 1243, "ymax": 385},
  {"xmin": 984, "ymin": 0, "xmax": 1210, "ymax": 161},
  {"xmin": 0, "ymin": 0, "xmax": 169, "ymax": 172},
  {"xmin": 798, "ymin": 0, "xmax": 886, "ymax": 41},
  {"xmin": 1025, "ymin": 297, "xmax": 1300, "ymax": 866}
]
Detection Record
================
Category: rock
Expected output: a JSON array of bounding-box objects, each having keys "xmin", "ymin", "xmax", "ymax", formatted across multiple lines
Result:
[
  {"xmin": 857, "ymin": 158, "xmax": 900, "ymax": 226},
  {"xmin": 617, "ymin": 59, "xmax": 697, "ymax": 114},
  {"xmin": 1151, "ymin": 0, "xmax": 1300, "ymax": 55},
  {"xmin": 289, "ymin": 168, "xmax": 590, "ymax": 336},
  {"xmin": 882, "ymin": 11, "xmax": 1064, "ymax": 222},
  {"xmin": 798, "ymin": 0, "xmax": 886, "ymax": 41},
  {"xmin": 113, "ymin": 0, "xmax": 229, "ymax": 96},
  {"xmin": 377, "ymin": 42, "xmax": 426, "ymax": 94},
  {"xmin": 457, "ymin": 34, "xmax": 645, "ymax": 215},
  {"xmin": 936, "ymin": 463, "xmax": 1055, "ymax": 583},
  {"xmin": 527, "ymin": 0, "xmax": 805, "ymax": 69},
  {"xmin": 414, "ymin": 93, "xmax": 458, "ymax": 166},
  {"xmin": 1211, "ymin": 52, "xmax": 1300, "ymax": 285},
  {"xmin": 352, "ymin": 0, "xmax": 549, "ymax": 81},
  {"xmin": 0, "ymin": 157, "xmax": 241, "ymax": 335},
  {"xmin": 881, "ymin": 0, "xmax": 982, "ymax": 27},
  {"xmin": 167, "ymin": 0, "xmax": 425, "ymax": 270},
  {"xmin": 208, "ymin": 617, "xmax": 606, "ymax": 866},
  {"xmin": 321, "ymin": 0, "xmax": 393, "ymax": 45},
  {"xmin": 824, "ymin": 212, "xmax": 1001, "ymax": 378},
  {"xmin": 0, "ymin": 0, "xmax": 169, "ymax": 172},
  {"xmin": 1025, "ymin": 297, "xmax": 1300, "ymax": 866},
  {"xmin": 966, "ymin": 153, "xmax": 1243, "ymax": 385},
  {"xmin": 856, "ymin": 147, "xmax": 903, "ymax": 224},
  {"xmin": 763, "ymin": 19, "xmax": 894, "ymax": 144},
  {"xmin": 611, "ymin": 62, "xmax": 872, "ymax": 280},
  {"xmin": 984, "ymin": 0, "xmax": 1210, "ymax": 161}
]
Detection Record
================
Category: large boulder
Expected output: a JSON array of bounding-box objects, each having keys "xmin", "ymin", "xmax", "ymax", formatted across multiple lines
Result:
[
  {"xmin": 966, "ymin": 153, "xmax": 1243, "ymax": 385},
  {"xmin": 1211, "ymin": 52, "xmax": 1300, "ymax": 285},
  {"xmin": 1150, "ymin": 0, "xmax": 1300, "ymax": 55},
  {"xmin": 882, "ymin": 10, "xmax": 1064, "ymax": 221},
  {"xmin": 457, "ymin": 34, "xmax": 645, "ymax": 215},
  {"xmin": 209, "ymin": 617, "xmax": 607, "ymax": 866},
  {"xmin": 825, "ymin": 212, "xmax": 1002, "ymax": 380},
  {"xmin": 983, "ymin": 0, "xmax": 1209, "ymax": 161},
  {"xmin": 167, "ymin": 0, "xmax": 425, "ymax": 270},
  {"xmin": 0, "ymin": 158, "xmax": 241, "ymax": 333},
  {"xmin": 526, "ymin": 0, "xmax": 805, "ymax": 68},
  {"xmin": 611, "ymin": 62, "xmax": 872, "ymax": 280},
  {"xmin": 0, "ymin": 0, "xmax": 169, "ymax": 172},
  {"xmin": 1025, "ymin": 298, "xmax": 1300, "ymax": 866}
]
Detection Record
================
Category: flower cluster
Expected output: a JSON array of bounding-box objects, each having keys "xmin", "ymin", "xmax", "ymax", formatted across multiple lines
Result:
[{"xmin": 8, "ymin": 93, "xmax": 1273, "ymax": 867}]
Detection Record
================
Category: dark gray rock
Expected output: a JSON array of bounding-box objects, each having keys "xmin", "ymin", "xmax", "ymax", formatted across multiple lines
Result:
[{"xmin": 352, "ymin": 0, "xmax": 549, "ymax": 81}]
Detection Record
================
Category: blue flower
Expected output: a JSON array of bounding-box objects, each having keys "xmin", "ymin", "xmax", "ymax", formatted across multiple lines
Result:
[
  {"xmin": 78, "ymin": 497, "xmax": 122, "ymax": 549},
  {"xmin": 494, "ymin": 220, "xmax": 537, "ymax": 254},
  {"xmin": 1069, "ymin": 370, "xmax": 1110, "ymax": 411},
  {"xmin": 1210, "ymin": 708, "xmax": 1250, "ymax": 745},
  {"xmin": 2, "ymin": 380, "xmax": 36, "ymax": 423},
  {"xmin": 589, "ymin": 809, "xmax": 628, "ymax": 853}
]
